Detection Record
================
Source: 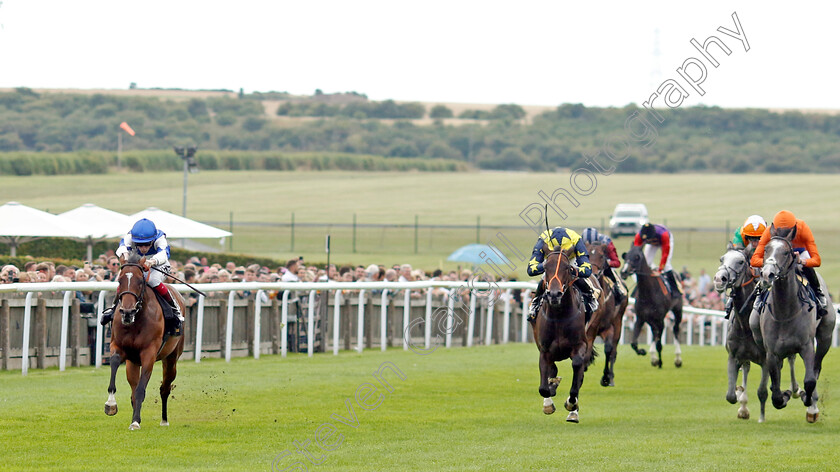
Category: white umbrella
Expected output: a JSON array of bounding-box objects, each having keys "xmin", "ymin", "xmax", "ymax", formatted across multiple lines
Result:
[
  {"xmin": 58, "ymin": 203, "xmax": 134, "ymax": 262},
  {"xmin": 129, "ymin": 207, "xmax": 232, "ymax": 249},
  {"xmin": 0, "ymin": 201, "xmax": 89, "ymax": 256}
]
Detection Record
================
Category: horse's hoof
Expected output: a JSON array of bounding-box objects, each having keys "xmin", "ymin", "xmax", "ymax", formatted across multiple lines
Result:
[
  {"xmin": 104, "ymin": 404, "xmax": 118, "ymax": 416},
  {"xmin": 737, "ymin": 409, "xmax": 750, "ymax": 420},
  {"xmin": 566, "ymin": 410, "xmax": 579, "ymax": 423},
  {"xmin": 160, "ymin": 420, "xmax": 169, "ymax": 426},
  {"xmin": 129, "ymin": 421, "xmax": 141, "ymax": 431},
  {"xmin": 600, "ymin": 376, "xmax": 610, "ymax": 387},
  {"xmin": 564, "ymin": 398, "xmax": 577, "ymax": 412},
  {"xmin": 637, "ymin": 349, "xmax": 647, "ymax": 356},
  {"xmin": 726, "ymin": 393, "xmax": 737, "ymax": 404},
  {"xmin": 795, "ymin": 388, "xmax": 806, "ymax": 399},
  {"xmin": 807, "ymin": 412, "xmax": 819, "ymax": 423},
  {"xmin": 674, "ymin": 359, "xmax": 683, "ymax": 368},
  {"xmin": 608, "ymin": 380, "xmax": 615, "ymax": 387},
  {"xmin": 543, "ymin": 403, "xmax": 556, "ymax": 415}
]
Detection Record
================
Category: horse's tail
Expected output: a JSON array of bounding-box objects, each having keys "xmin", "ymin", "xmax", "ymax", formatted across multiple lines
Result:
[{"xmin": 587, "ymin": 344, "xmax": 599, "ymax": 367}]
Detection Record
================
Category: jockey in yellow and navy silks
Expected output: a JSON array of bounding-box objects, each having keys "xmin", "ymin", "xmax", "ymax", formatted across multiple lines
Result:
[{"xmin": 527, "ymin": 227, "xmax": 600, "ymax": 322}]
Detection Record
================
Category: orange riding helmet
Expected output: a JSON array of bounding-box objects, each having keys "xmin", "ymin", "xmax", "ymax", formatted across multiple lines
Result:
[{"xmin": 772, "ymin": 210, "xmax": 796, "ymax": 229}]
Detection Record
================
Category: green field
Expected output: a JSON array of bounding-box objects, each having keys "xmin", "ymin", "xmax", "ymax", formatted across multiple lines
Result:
[
  {"xmin": 1, "ymin": 171, "xmax": 838, "ymax": 288},
  {"xmin": 2, "ymin": 343, "xmax": 839, "ymax": 471}
]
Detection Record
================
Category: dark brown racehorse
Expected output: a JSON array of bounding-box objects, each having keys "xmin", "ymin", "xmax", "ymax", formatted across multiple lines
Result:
[
  {"xmin": 620, "ymin": 244, "xmax": 684, "ymax": 368},
  {"xmin": 586, "ymin": 242, "xmax": 628, "ymax": 387},
  {"xmin": 532, "ymin": 247, "xmax": 594, "ymax": 423},
  {"xmin": 104, "ymin": 254, "xmax": 185, "ymax": 430}
]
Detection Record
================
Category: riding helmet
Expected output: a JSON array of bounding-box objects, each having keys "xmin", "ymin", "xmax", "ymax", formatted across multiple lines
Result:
[
  {"xmin": 741, "ymin": 214, "xmax": 766, "ymax": 237},
  {"xmin": 582, "ymin": 227, "xmax": 599, "ymax": 244},
  {"xmin": 640, "ymin": 223, "xmax": 657, "ymax": 240},
  {"xmin": 772, "ymin": 210, "xmax": 796, "ymax": 229},
  {"xmin": 130, "ymin": 218, "xmax": 158, "ymax": 244}
]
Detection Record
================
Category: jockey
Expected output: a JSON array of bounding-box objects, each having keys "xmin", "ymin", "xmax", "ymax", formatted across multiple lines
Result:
[
  {"xmin": 527, "ymin": 227, "xmax": 600, "ymax": 323},
  {"xmin": 633, "ymin": 223, "xmax": 682, "ymax": 297},
  {"xmin": 724, "ymin": 215, "xmax": 765, "ymax": 318},
  {"xmin": 100, "ymin": 218, "xmax": 183, "ymax": 327},
  {"xmin": 581, "ymin": 227, "xmax": 626, "ymax": 303},
  {"xmin": 732, "ymin": 214, "xmax": 766, "ymax": 250},
  {"xmin": 750, "ymin": 210, "xmax": 828, "ymax": 318}
]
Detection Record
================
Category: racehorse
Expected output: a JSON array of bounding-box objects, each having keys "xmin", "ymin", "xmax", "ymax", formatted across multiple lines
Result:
[
  {"xmin": 755, "ymin": 227, "xmax": 835, "ymax": 423},
  {"xmin": 620, "ymin": 244, "xmax": 684, "ymax": 368},
  {"xmin": 585, "ymin": 241, "xmax": 628, "ymax": 387},
  {"xmin": 104, "ymin": 254, "xmax": 185, "ymax": 430},
  {"xmin": 532, "ymin": 247, "xmax": 594, "ymax": 423},
  {"xmin": 714, "ymin": 243, "xmax": 801, "ymax": 421}
]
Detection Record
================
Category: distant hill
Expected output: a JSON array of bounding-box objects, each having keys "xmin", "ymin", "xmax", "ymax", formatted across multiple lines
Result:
[{"xmin": 0, "ymin": 87, "xmax": 838, "ymax": 173}]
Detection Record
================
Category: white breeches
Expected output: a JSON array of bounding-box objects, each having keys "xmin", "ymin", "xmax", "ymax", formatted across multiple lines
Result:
[{"xmin": 643, "ymin": 236, "xmax": 674, "ymax": 272}]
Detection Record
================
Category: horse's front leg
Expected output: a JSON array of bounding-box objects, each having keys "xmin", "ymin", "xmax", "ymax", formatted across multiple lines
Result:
[
  {"xmin": 565, "ymin": 346, "xmax": 586, "ymax": 423},
  {"xmin": 757, "ymin": 361, "xmax": 769, "ymax": 423},
  {"xmin": 787, "ymin": 355, "xmax": 804, "ymax": 398},
  {"xmin": 672, "ymin": 307, "xmax": 683, "ymax": 368},
  {"xmin": 725, "ymin": 355, "xmax": 739, "ymax": 404},
  {"xmin": 129, "ymin": 348, "xmax": 159, "ymax": 430},
  {"xmin": 104, "ymin": 352, "xmax": 122, "ymax": 416},
  {"xmin": 767, "ymin": 353, "xmax": 790, "ymax": 410},
  {"xmin": 799, "ymin": 342, "xmax": 819, "ymax": 422},
  {"xmin": 538, "ymin": 351, "xmax": 558, "ymax": 415},
  {"xmin": 629, "ymin": 317, "xmax": 647, "ymax": 356},
  {"xmin": 737, "ymin": 363, "xmax": 750, "ymax": 420}
]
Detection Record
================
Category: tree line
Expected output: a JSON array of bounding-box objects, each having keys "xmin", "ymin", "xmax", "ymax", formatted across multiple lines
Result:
[{"xmin": 0, "ymin": 88, "xmax": 837, "ymax": 173}]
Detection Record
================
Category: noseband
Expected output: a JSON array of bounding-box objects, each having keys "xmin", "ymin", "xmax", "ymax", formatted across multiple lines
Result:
[{"xmin": 117, "ymin": 263, "xmax": 146, "ymax": 320}]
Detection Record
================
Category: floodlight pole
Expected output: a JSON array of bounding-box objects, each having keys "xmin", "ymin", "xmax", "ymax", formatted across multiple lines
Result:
[{"xmin": 182, "ymin": 157, "xmax": 188, "ymax": 218}]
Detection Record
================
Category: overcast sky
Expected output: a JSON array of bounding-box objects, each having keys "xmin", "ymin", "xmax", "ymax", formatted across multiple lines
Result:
[{"xmin": 0, "ymin": 1, "xmax": 834, "ymax": 109}]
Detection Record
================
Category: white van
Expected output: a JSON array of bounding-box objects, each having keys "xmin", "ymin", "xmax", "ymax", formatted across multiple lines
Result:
[{"xmin": 609, "ymin": 203, "xmax": 649, "ymax": 238}]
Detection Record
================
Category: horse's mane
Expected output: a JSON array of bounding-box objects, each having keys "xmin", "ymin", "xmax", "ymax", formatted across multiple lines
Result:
[{"xmin": 124, "ymin": 251, "xmax": 143, "ymax": 265}]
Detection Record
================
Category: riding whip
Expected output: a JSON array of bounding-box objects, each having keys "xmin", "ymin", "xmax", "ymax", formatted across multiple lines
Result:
[{"xmin": 150, "ymin": 265, "xmax": 208, "ymax": 297}]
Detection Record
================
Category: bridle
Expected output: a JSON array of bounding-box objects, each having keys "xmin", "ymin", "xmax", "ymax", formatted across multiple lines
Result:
[
  {"xmin": 764, "ymin": 236, "xmax": 797, "ymax": 282},
  {"xmin": 717, "ymin": 249, "xmax": 756, "ymax": 290},
  {"xmin": 117, "ymin": 262, "xmax": 147, "ymax": 323},
  {"xmin": 545, "ymin": 250, "xmax": 576, "ymax": 297}
]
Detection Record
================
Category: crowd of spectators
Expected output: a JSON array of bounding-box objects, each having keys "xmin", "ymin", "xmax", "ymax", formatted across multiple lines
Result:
[{"xmin": 0, "ymin": 253, "xmax": 738, "ymax": 313}]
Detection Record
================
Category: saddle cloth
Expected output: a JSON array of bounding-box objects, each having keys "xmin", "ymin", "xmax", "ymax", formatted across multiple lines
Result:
[{"xmin": 151, "ymin": 288, "xmax": 182, "ymax": 337}]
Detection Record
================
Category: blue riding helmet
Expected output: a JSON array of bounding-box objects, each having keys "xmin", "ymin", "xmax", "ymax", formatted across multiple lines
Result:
[
  {"xmin": 581, "ymin": 227, "xmax": 600, "ymax": 244},
  {"xmin": 130, "ymin": 218, "xmax": 157, "ymax": 244}
]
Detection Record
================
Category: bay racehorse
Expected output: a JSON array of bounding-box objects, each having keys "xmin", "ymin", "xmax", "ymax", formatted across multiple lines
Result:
[
  {"xmin": 714, "ymin": 243, "xmax": 800, "ymax": 421},
  {"xmin": 754, "ymin": 227, "xmax": 835, "ymax": 423},
  {"xmin": 620, "ymin": 244, "xmax": 684, "ymax": 368},
  {"xmin": 585, "ymin": 241, "xmax": 628, "ymax": 387},
  {"xmin": 104, "ymin": 254, "xmax": 185, "ymax": 430},
  {"xmin": 532, "ymin": 247, "xmax": 594, "ymax": 423}
]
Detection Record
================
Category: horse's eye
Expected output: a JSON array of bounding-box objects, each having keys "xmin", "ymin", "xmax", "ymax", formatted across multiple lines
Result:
[{"xmin": 736, "ymin": 260, "xmax": 743, "ymax": 265}]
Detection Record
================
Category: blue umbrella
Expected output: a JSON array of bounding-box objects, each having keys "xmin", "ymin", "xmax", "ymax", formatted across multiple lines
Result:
[{"xmin": 447, "ymin": 244, "xmax": 511, "ymax": 266}]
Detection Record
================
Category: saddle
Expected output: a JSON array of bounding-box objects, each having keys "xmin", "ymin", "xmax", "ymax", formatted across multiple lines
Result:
[
  {"xmin": 152, "ymin": 288, "xmax": 182, "ymax": 337},
  {"xmin": 755, "ymin": 271, "xmax": 816, "ymax": 314}
]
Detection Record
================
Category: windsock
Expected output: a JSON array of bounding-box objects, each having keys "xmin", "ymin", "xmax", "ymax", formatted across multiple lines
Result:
[{"xmin": 119, "ymin": 121, "xmax": 136, "ymax": 136}]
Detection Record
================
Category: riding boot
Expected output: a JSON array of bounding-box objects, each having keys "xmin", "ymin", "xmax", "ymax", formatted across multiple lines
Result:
[
  {"xmin": 574, "ymin": 278, "xmax": 599, "ymax": 323},
  {"xmin": 724, "ymin": 297, "xmax": 734, "ymax": 320},
  {"xmin": 607, "ymin": 267, "xmax": 624, "ymax": 304},
  {"xmin": 665, "ymin": 270, "xmax": 683, "ymax": 297},
  {"xmin": 154, "ymin": 283, "xmax": 184, "ymax": 323},
  {"xmin": 528, "ymin": 280, "xmax": 546, "ymax": 323},
  {"xmin": 802, "ymin": 266, "xmax": 828, "ymax": 319},
  {"xmin": 99, "ymin": 300, "xmax": 119, "ymax": 326},
  {"xmin": 752, "ymin": 286, "xmax": 766, "ymax": 314}
]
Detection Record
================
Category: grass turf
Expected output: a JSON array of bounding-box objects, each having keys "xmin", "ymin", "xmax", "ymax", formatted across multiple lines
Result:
[{"xmin": 1, "ymin": 343, "xmax": 838, "ymax": 471}]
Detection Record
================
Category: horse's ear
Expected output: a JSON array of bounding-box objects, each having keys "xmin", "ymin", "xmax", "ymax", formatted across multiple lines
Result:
[
  {"xmin": 118, "ymin": 254, "xmax": 125, "ymax": 265},
  {"xmin": 769, "ymin": 223, "xmax": 776, "ymax": 237},
  {"xmin": 727, "ymin": 241, "xmax": 734, "ymax": 250},
  {"xmin": 787, "ymin": 223, "xmax": 797, "ymax": 241}
]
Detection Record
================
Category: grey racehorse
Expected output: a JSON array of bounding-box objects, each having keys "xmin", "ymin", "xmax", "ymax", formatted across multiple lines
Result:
[
  {"xmin": 714, "ymin": 243, "xmax": 801, "ymax": 421},
  {"xmin": 751, "ymin": 228, "xmax": 835, "ymax": 423}
]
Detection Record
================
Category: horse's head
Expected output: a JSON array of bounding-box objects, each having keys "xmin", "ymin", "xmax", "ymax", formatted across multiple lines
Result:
[
  {"xmin": 620, "ymin": 244, "xmax": 648, "ymax": 279},
  {"xmin": 117, "ymin": 254, "xmax": 147, "ymax": 325},
  {"xmin": 714, "ymin": 242, "xmax": 752, "ymax": 293},
  {"xmin": 543, "ymin": 248, "xmax": 576, "ymax": 307},
  {"xmin": 586, "ymin": 242, "xmax": 607, "ymax": 278},
  {"xmin": 761, "ymin": 223, "xmax": 797, "ymax": 287}
]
